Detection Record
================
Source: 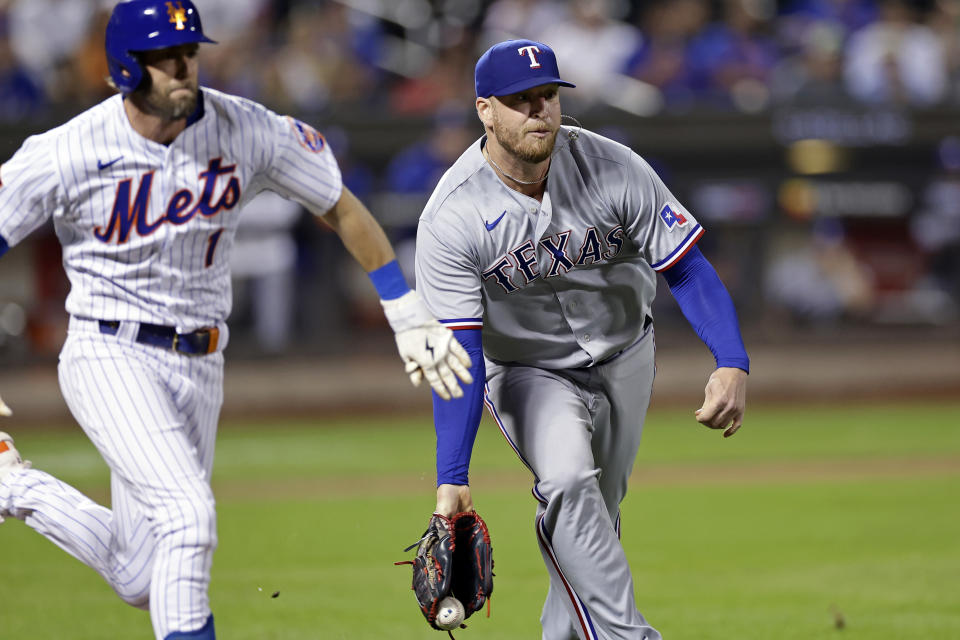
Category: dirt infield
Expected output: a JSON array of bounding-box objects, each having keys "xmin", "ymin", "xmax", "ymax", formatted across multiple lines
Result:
[
  {"xmin": 203, "ymin": 454, "xmax": 960, "ymax": 501},
  {"xmin": 59, "ymin": 453, "xmax": 960, "ymax": 509},
  {"xmin": 1, "ymin": 332, "xmax": 958, "ymax": 425}
]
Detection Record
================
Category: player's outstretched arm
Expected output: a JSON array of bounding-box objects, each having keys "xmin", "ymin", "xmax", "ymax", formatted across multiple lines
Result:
[
  {"xmin": 432, "ymin": 328, "xmax": 485, "ymax": 513},
  {"xmin": 380, "ymin": 291, "xmax": 473, "ymax": 400},
  {"xmin": 0, "ymin": 393, "xmax": 11, "ymax": 417},
  {"xmin": 321, "ymin": 186, "xmax": 398, "ymax": 272},
  {"xmin": 320, "ymin": 188, "xmax": 472, "ymax": 400},
  {"xmin": 661, "ymin": 246, "xmax": 750, "ymax": 437}
]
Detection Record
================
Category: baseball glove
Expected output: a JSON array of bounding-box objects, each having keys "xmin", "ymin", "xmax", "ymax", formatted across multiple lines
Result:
[{"xmin": 396, "ymin": 511, "xmax": 494, "ymax": 633}]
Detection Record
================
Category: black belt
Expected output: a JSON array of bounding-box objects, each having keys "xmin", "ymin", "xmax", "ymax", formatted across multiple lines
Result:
[{"xmin": 98, "ymin": 320, "xmax": 220, "ymax": 356}]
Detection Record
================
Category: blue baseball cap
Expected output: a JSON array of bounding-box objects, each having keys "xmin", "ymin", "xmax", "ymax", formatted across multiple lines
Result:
[{"xmin": 475, "ymin": 39, "xmax": 575, "ymax": 98}]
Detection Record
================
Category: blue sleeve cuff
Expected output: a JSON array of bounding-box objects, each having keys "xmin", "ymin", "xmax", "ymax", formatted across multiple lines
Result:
[
  {"xmin": 662, "ymin": 246, "xmax": 749, "ymax": 373},
  {"xmin": 368, "ymin": 259, "xmax": 410, "ymax": 300},
  {"xmin": 433, "ymin": 328, "xmax": 485, "ymax": 486},
  {"xmin": 0, "ymin": 234, "xmax": 8, "ymax": 258}
]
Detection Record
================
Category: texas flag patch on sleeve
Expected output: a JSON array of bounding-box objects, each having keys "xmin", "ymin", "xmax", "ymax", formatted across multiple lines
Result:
[{"xmin": 658, "ymin": 203, "xmax": 688, "ymax": 229}]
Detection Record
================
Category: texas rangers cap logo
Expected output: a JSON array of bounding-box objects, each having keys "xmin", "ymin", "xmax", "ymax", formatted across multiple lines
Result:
[
  {"xmin": 517, "ymin": 45, "xmax": 542, "ymax": 69},
  {"xmin": 166, "ymin": 1, "xmax": 187, "ymax": 30},
  {"xmin": 658, "ymin": 203, "xmax": 688, "ymax": 229},
  {"xmin": 475, "ymin": 39, "xmax": 576, "ymax": 98}
]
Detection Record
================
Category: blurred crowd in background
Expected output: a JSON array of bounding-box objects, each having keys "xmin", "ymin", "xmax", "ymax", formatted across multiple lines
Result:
[
  {"xmin": 1, "ymin": 0, "xmax": 960, "ymax": 118},
  {"xmin": 0, "ymin": 0, "xmax": 958, "ymax": 361}
]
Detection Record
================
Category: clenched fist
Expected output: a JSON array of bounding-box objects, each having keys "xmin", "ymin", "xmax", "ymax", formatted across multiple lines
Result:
[{"xmin": 695, "ymin": 367, "xmax": 746, "ymax": 437}]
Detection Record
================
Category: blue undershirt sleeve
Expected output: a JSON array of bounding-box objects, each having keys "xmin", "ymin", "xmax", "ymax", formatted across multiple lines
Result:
[
  {"xmin": 661, "ymin": 246, "xmax": 750, "ymax": 373},
  {"xmin": 0, "ymin": 234, "xmax": 8, "ymax": 259},
  {"xmin": 432, "ymin": 328, "xmax": 486, "ymax": 486}
]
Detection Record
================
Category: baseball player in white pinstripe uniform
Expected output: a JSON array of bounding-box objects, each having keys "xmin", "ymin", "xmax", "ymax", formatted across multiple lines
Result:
[
  {"xmin": 415, "ymin": 40, "xmax": 749, "ymax": 639},
  {"xmin": 0, "ymin": 2, "xmax": 470, "ymax": 639}
]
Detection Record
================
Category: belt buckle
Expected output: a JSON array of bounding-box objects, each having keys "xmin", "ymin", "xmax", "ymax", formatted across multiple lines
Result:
[
  {"xmin": 173, "ymin": 327, "xmax": 220, "ymax": 356},
  {"xmin": 204, "ymin": 327, "xmax": 220, "ymax": 354}
]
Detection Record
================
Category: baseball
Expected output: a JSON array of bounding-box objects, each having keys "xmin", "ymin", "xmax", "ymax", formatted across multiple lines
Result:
[{"xmin": 435, "ymin": 596, "xmax": 465, "ymax": 630}]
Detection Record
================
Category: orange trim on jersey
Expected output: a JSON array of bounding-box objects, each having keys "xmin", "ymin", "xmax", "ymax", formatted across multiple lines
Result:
[{"xmin": 94, "ymin": 171, "xmax": 157, "ymax": 245}]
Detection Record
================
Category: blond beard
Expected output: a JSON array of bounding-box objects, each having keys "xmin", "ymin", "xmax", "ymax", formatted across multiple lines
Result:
[{"xmin": 490, "ymin": 105, "xmax": 558, "ymax": 163}]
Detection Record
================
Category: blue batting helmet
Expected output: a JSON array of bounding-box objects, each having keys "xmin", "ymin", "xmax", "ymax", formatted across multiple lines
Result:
[{"xmin": 105, "ymin": 0, "xmax": 216, "ymax": 94}]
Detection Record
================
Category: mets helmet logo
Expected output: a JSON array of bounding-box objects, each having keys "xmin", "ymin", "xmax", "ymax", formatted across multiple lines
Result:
[
  {"xmin": 167, "ymin": 2, "xmax": 187, "ymax": 30},
  {"xmin": 287, "ymin": 117, "xmax": 326, "ymax": 153}
]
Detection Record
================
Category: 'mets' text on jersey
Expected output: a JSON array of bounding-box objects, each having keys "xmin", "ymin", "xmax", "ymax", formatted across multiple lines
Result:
[
  {"xmin": 0, "ymin": 89, "xmax": 342, "ymax": 331},
  {"xmin": 93, "ymin": 157, "xmax": 241, "ymax": 247},
  {"xmin": 415, "ymin": 128, "xmax": 703, "ymax": 369}
]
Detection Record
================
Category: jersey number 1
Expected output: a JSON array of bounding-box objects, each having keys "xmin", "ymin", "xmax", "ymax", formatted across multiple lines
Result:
[{"xmin": 205, "ymin": 228, "xmax": 224, "ymax": 268}]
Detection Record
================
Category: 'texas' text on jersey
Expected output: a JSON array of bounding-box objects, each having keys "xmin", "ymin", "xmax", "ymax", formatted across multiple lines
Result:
[{"xmin": 482, "ymin": 224, "xmax": 625, "ymax": 292}]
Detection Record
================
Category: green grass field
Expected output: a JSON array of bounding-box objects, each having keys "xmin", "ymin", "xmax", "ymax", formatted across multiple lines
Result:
[{"xmin": 1, "ymin": 400, "xmax": 958, "ymax": 639}]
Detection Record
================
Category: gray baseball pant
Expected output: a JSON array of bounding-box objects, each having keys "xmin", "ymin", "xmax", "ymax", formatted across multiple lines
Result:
[{"xmin": 484, "ymin": 330, "xmax": 661, "ymax": 640}]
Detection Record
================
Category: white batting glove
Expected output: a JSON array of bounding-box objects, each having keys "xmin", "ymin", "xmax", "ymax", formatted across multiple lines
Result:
[
  {"xmin": 381, "ymin": 291, "xmax": 473, "ymax": 400},
  {"xmin": 0, "ymin": 393, "xmax": 11, "ymax": 417}
]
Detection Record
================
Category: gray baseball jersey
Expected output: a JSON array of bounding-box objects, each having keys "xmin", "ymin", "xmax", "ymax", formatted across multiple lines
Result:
[
  {"xmin": 416, "ymin": 126, "xmax": 702, "ymax": 640},
  {"xmin": 415, "ymin": 126, "xmax": 702, "ymax": 368}
]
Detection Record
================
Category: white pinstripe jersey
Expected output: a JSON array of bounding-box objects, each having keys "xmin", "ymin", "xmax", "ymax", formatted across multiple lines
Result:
[
  {"xmin": 415, "ymin": 127, "xmax": 703, "ymax": 369},
  {"xmin": 0, "ymin": 88, "xmax": 342, "ymax": 332}
]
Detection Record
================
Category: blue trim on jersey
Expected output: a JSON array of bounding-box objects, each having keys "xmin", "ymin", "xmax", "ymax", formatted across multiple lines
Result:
[
  {"xmin": 434, "ymin": 328, "xmax": 485, "ymax": 485},
  {"xmin": 186, "ymin": 91, "xmax": 206, "ymax": 127},
  {"xmin": 662, "ymin": 246, "xmax": 750, "ymax": 372},
  {"xmin": 368, "ymin": 260, "xmax": 410, "ymax": 300},
  {"xmin": 0, "ymin": 234, "xmax": 8, "ymax": 259},
  {"xmin": 650, "ymin": 224, "xmax": 702, "ymax": 270},
  {"xmin": 440, "ymin": 318, "xmax": 483, "ymax": 330},
  {"xmin": 164, "ymin": 615, "xmax": 215, "ymax": 640}
]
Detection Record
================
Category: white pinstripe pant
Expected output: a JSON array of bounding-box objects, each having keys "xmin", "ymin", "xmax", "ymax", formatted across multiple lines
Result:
[{"xmin": 0, "ymin": 318, "xmax": 222, "ymax": 639}]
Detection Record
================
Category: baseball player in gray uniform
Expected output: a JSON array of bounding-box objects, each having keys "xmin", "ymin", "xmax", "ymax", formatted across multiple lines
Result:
[
  {"xmin": 415, "ymin": 40, "xmax": 749, "ymax": 640},
  {"xmin": 0, "ymin": 2, "xmax": 470, "ymax": 639}
]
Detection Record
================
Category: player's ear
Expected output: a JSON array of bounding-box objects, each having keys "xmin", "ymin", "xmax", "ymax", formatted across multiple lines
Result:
[{"xmin": 476, "ymin": 97, "xmax": 493, "ymax": 129}]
